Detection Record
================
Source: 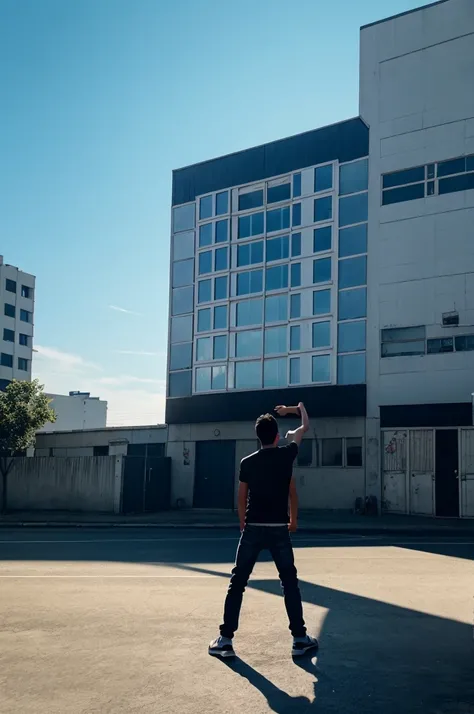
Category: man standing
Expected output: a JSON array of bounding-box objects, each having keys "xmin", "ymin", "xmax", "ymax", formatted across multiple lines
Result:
[{"xmin": 208, "ymin": 402, "xmax": 318, "ymax": 659}]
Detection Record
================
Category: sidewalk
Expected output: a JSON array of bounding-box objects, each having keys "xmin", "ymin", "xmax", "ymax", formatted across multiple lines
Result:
[{"xmin": 1, "ymin": 509, "xmax": 473, "ymax": 535}]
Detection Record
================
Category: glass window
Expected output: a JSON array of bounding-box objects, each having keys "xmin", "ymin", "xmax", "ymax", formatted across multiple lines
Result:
[
  {"xmin": 212, "ymin": 365, "xmax": 226, "ymax": 390},
  {"xmin": 266, "ymin": 235, "xmax": 289, "ymax": 262},
  {"xmin": 382, "ymin": 184, "xmax": 424, "ymax": 205},
  {"xmin": 315, "ymin": 164, "xmax": 333, "ymax": 192},
  {"xmin": 173, "ymin": 204, "xmax": 195, "ymax": 232},
  {"xmin": 18, "ymin": 357, "xmax": 28, "ymax": 371},
  {"xmin": 427, "ymin": 164, "xmax": 435, "ymax": 179},
  {"xmin": 339, "ymin": 159, "xmax": 368, "ymax": 195},
  {"xmin": 313, "ymin": 289, "xmax": 331, "ymax": 315},
  {"xmin": 4, "ymin": 304, "xmax": 15, "ymax": 318},
  {"xmin": 265, "ymin": 293, "xmax": 287, "ymax": 323},
  {"xmin": 264, "ymin": 357, "xmax": 287, "ymax": 388},
  {"xmin": 173, "ymin": 230, "xmax": 194, "ymax": 260},
  {"xmin": 215, "ymin": 247, "xmax": 228, "ymax": 271},
  {"xmin": 237, "ymin": 240, "xmax": 264, "ymax": 267},
  {"xmin": 338, "ymin": 256, "xmax": 366, "ymax": 289},
  {"xmin": 198, "ymin": 251, "xmax": 212, "ymax": 275},
  {"xmin": 314, "ymin": 226, "xmax": 331, "ymax": 252},
  {"xmin": 312, "ymin": 321, "xmax": 330, "ymax": 348},
  {"xmin": 235, "ymin": 360, "xmax": 261, "ymax": 389},
  {"xmin": 199, "ymin": 195, "xmax": 213, "ymax": 220},
  {"xmin": 19, "ymin": 333, "xmax": 29, "ymax": 347},
  {"xmin": 20, "ymin": 310, "xmax": 31, "ymax": 323},
  {"xmin": 313, "ymin": 257, "xmax": 331, "ymax": 284},
  {"xmin": 338, "ymin": 321, "xmax": 366, "ymax": 353},
  {"xmin": 289, "ymin": 357, "xmax": 300, "ymax": 384},
  {"xmin": 3, "ymin": 328, "xmax": 14, "ymax": 343},
  {"xmin": 382, "ymin": 326, "xmax": 425, "ymax": 343},
  {"xmin": 215, "ymin": 219, "xmax": 228, "ymax": 243},
  {"xmin": 339, "ymin": 192, "xmax": 368, "ymax": 227},
  {"xmin": 338, "ymin": 287, "xmax": 366, "ymax": 320},
  {"xmin": 238, "ymin": 211, "xmax": 264, "ymax": 238},
  {"xmin": 382, "ymin": 166, "xmax": 424, "ymax": 189},
  {"xmin": 265, "ymin": 325, "xmax": 287, "ymax": 355},
  {"xmin": 338, "ymin": 353, "xmax": 366, "ymax": 384},
  {"xmin": 427, "ymin": 180, "xmax": 435, "ymax": 196},
  {"xmin": 5, "ymin": 279, "xmax": 16, "ymax": 293},
  {"xmin": 382, "ymin": 341, "xmax": 425, "ymax": 357},
  {"xmin": 322, "ymin": 439, "xmax": 343, "ymax": 466},
  {"xmin": 198, "ymin": 279, "xmax": 211, "ymax": 304},
  {"xmin": 346, "ymin": 437, "xmax": 363, "ymax": 467},
  {"xmin": 427, "ymin": 337, "xmax": 454, "ymax": 354},
  {"xmin": 213, "ymin": 335, "xmax": 227, "ymax": 360},
  {"xmin": 196, "ymin": 337, "xmax": 211, "ymax": 361},
  {"xmin": 237, "ymin": 269, "xmax": 263, "ymax": 296},
  {"xmin": 312, "ymin": 354, "xmax": 330, "ymax": 383},
  {"xmin": 290, "ymin": 325, "xmax": 300, "ymax": 351},
  {"xmin": 297, "ymin": 439, "xmax": 313, "ymax": 466},
  {"xmin": 339, "ymin": 224, "xmax": 367, "ymax": 257},
  {"xmin": 266, "ymin": 264, "xmax": 288, "ymax": 291},
  {"xmin": 216, "ymin": 191, "xmax": 228, "ymax": 216},
  {"xmin": 214, "ymin": 305, "xmax": 227, "ymax": 330},
  {"xmin": 290, "ymin": 293, "xmax": 301, "ymax": 319},
  {"xmin": 292, "ymin": 203, "xmax": 301, "ymax": 227},
  {"xmin": 314, "ymin": 196, "xmax": 332, "ymax": 223},
  {"xmin": 199, "ymin": 223, "xmax": 213, "ymax": 247},
  {"xmin": 172, "ymin": 258, "xmax": 194, "ymax": 288},
  {"xmin": 172, "ymin": 286, "xmax": 193, "ymax": 315},
  {"xmin": 168, "ymin": 370, "xmax": 192, "ymax": 397},
  {"xmin": 171, "ymin": 314, "xmax": 193, "ymax": 342},
  {"xmin": 214, "ymin": 275, "xmax": 228, "ymax": 300},
  {"xmin": 293, "ymin": 173, "xmax": 301, "ymax": 198},
  {"xmin": 439, "ymin": 173, "xmax": 474, "ymax": 195},
  {"xmin": 437, "ymin": 157, "xmax": 466, "ymax": 178},
  {"xmin": 267, "ymin": 183, "xmax": 290, "ymax": 204},
  {"xmin": 170, "ymin": 342, "xmax": 192, "ymax": 370},
  {"xmin": 291, "ymin": 233, "xmax": 301, "ymax": 257},
  {"xmin": 196, "ymin": 367, "xmax": 211, "ymax": 392},
  {"xmin": 290, "ymin": 263, "xmax": 301, "ymax": 288},
  {"xmin": 197, "ymin": 308, "xmax": 211, "ymax": 333},
  {"xmin": 455, "ymin": 335, "xmax": 474, "ymax": 352},
  {"xmin": 239, "ymin": 190, "xmax": 264, "ymax": 211},
  {"xmin": 236, "ymin": 329, "xmax": 262, "ymax": 358},
  {"xmin": 1, "ymin": 353, "xmax": 13, "ymax": 368},
  {"xmin": 266, "ymin": 206, "xmax": 290, "ymax": 233},
  {"xmin": 236, "ymin": 298, "xmax": 263, "ymax": 327}
]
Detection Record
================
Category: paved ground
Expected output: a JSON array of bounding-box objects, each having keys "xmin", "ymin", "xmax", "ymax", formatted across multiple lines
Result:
[{"xmin": 0, "ymin": 528, "xmax": 473, "ymax": 714}]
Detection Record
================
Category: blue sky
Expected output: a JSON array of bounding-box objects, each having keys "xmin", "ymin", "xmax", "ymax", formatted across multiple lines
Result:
[{"xmin": 0, "ymin": 0, "xmax": 425, "ymax": 425}]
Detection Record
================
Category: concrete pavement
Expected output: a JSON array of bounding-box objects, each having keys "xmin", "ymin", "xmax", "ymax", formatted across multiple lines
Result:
[{"xmin": 1, "ymin": 528, "xmax": 473, "ymax": 713}]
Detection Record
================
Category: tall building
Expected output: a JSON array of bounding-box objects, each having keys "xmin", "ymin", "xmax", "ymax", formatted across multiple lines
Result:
[
  {"xmin": 166, "ymin": 0, "xmax": 474, "ymax": 518},
  {"xmin": 0, "ymin": 255, "xmax": 35, "ymax": 390}
]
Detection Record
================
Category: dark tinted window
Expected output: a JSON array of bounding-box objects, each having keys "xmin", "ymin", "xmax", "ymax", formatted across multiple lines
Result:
[
  {"xmin": 338, "ymin": 256, "xmax": 366, "ymax": 289},
  {"xmin": 339, "ymin": 224, "xmax": 367, "ymax": 257},
  {"xmin": 1, "ymin": 353, "xmax": 13, "ymax": 368},
  {"xmin": 214, "ymin": 247, "xmax": 228, "ymax": 271},
  {"xmin": 266, "ymin": 206, "xmax": 290, "ymax": 233},
  {"xmin": 290, "ymin": 263, "xmax": 301, "ymax": 287},
  {"xmin": 3, "ymin": 329, "xmax": 14, "ymax": 342},
  {"xmin": 437, "ymin": 157, "xmax": 465, "ymax": 177},
  {"xmin": 338, "ymin": 287, "xmax": 367, "ymax": 320},
  {"xmin": 455, "ymin": 335, "xmax": 474, "ymax": 352},
  {"xmin": 439, "ymin": 173, "xmax": 474, "ymax": 195},
  {"xmin": 290, "ymin": 293, "xmax": 301, "ymax": 318},
  {"xmin": 313, "ymin": 257, "xmax": 331, "ymax": 283},
  {"xmin": 19, "ymin": 333, "xmax": 29, "ymax": 347},
  {"xmin": 168, "ymin": 370, "xmax": 192, "ymax": 397},
  {"xmin": 297, "ymin": 439, "xmax": 313, "ymax": 466},
  {"xmin": 346, "ymin": 438, "xmax": 363, "ymax": 467},
  {"xmin": 339, "ymin": 159, "xmax": 368, "ymax": 195},
  {"xmin": 314, "ymin": 164, "xmax": 333, "ymax": 192},
  {"xmin": 382, "ymin": 183, "xmax": 424, "ymax": 205},
  {"xmin": 382, "ymin": 166, "xmax": 424, "ymax": 189},
  {"xmin": 5, "ymin": 279, "xmax": 16, "ymax": 293},
  {"xmin": 293, "ymin": 173, "xmax": 301, "ymax": 198},
  {"xmin": 314, "ymin": 226, "xmax": 331, "ymax": 252},
  {"xmin": 214, "ymin": 275, "xmax": 228, "ymax": 300},
  {"xmin": 216, "ymin": 191, "xmax": 228, "ymax": 215},
  {"xmin": 199, "ymin": 223, "xmax": 212, "ymax": 247},
  {"xmin": 314, "ymin": 196, "xmax": 332, "ymax": 222},
  {"xmin": 199, "ymin": 195, "xmax": 213, "ymax": 220},
  {"xmin": 21, "ymin": 285, "xmax": 32, "ymax": 298},
  {"xmin": 427, "ymin": 337, "xmax": 453, "ymax": 354},
  {"xmin": 466, "ymin": 155, "xmax": 474, "ymax": 172},
  {"xmin": 267, "ymin": 183, "xmax": 290, "ymax": 204},
  {"xmin": 198, "ymin": 280, "xmax": 211, "ymax": 303},
  {"xmin": 172, "ymin": 286, "xmax": 193, "ymax": 315},
  {"xmin": 4, "ymin": 304, "xmax": 15, "ymax": 318},
  {"xmin": 292, "ymin": 203, "xmax": 301, "ymax": 227},
  {"xmin": 239, "ymin": 190, "xmax": 263, "ymax": 211},
  {"xmin": 94, "ymin": 445, "xmax": 109, "ymax": 456},
  {"xmin": 339, "ymin": 192, "xmax": 368, "ymax": 227},
  {"xmin": 321, "ymin": 438, "xmax": 342, "ymax": 467},
  {"xmin": 170, "ymin": 342, "xmax": 192, "ymax": 370},
  {"xmin": 215, "ymin": 219, "xmax": 228, "ymax": 243},
  {"xmin": 291, "ymin": 233, "xmax": 301, "ymax": 257}
]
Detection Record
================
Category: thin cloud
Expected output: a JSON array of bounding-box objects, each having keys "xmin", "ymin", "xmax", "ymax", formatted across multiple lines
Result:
[
  {"xmin": 115, "ymin": 350, "xmax": 161, "ymax": 357},
  {"xmin": 97, "ymin": 375, "xmax": 165, "ymax": 389},
  {"xmin": 34, "ymin": 345, "xmax": 100, "ymax": 372},
  {"xmin": 108, "ymin": 305, "xmax": 141, "ymax": 316}
]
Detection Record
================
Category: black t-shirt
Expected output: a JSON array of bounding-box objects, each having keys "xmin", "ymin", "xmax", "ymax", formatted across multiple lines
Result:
[{"xmin": 239, "ymin": 442, "xmax": 298, "ymax": 524}]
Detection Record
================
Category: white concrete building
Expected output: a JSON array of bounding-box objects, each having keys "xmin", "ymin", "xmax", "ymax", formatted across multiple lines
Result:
[
  {"xmin": 40, "ymin": 392, "xmax": 108, "ymax": 433},
  {"xmin": 0, "ymin": 255, "xmax": 35, "ymax": 389}
]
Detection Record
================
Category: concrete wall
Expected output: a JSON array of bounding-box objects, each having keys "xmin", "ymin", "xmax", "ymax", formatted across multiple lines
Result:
[
  {"xmin": 40, "ymin": 394, "xmax": 108, "ymax": 433},
  {"xmin": 6, "ymin": 456, "xmax": 122, "ymax": 513},
  {"xmin": 35, "ymin": 425, "xmax": 168, "ymax": 457}
]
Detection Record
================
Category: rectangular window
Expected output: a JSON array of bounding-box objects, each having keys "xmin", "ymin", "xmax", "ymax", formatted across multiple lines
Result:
[
  {"xmin": 168, "ymin": 370, "xmax": 192, "ymax": 397},
  {"xmin": 290, "ymin": 293, "xmax": 301, "ymax": 319},
  {"xmin": 237, "ymin": 240, "xmax": 264, "ymax": 267},
  {"xmin": 339, "ymin": 224, "xmax": 367, "ymax": 257},
  {"xmin": 338, "ymin": 287, "xmax": 366, "ymax": 320},
  {"xmin": 214, "ymin": 275, "xmax": 228, "ymax": 300},
  {"xmin": 215, "ymin": 219, "xmax": 228, "ymax": 243},
  {"xmin": 266, "ymin": 235, "xmax": 289, "ymax": 262},
  {"xmin": 339, "ymin": 159, "xmax": 368, "ymax": 195},
  {"xmin": 198, "ymin": 251, "xmax": 212, "ymax": 275},
  {"xmin": 263, "ymin": 357, "xmax": 287, "ymax": 388},
  {"xmin": 196, "ymin": 366, "xmax": 211, "ymax": 393},
  {"xmin": 427, "ymin": 180, "xmax": 435, "ymax": 195},
  {"xmin": 236, "ymin": 269, "xmax": 263, "ymax": 296},
  {"xmin": 172, "ymin": 286, "xmax": 193, "ymax": 315},
  {"xmin": 216, "ymin": 191, "xmax": 228, "ymax": 216},
  {"xmin": 19, "ymin": 333, "xmax": 29, "ymax": 347},
  {"xmin": 266, "ymin": 264, "xmax": 288, "ymax": 291},
  {"xmin": 314, "ymin": 226, "xmax": 331, "ymax": 252},
  {"xmin": 314, "ymin": 196, "xmax": 332, "ymax": 222},
  {"xmin": 322, "ymin": 438, "xmax": 343, "ymax": 467},
  {"xmin": 199, "ymin": 223, "xmax": 213, "ymax": 247},
  {"xmin": 337, "ymin": 353, "xmax": 366, "ymax": 384},
  {"xmin": 1, "ymin": 353, "xmax": 13, "ymax": 368},
  {"xmin": 212, "ymin": 365, "xmax": 226, "ymax": 390},
  {"xmin": 171, "ymin": 315, "xmax": 193, "ymax": 343},
  {"xmin": 339, "ymin": 192, "xmax": 368, "ymax": 227},
  {"xmin": 346, "ymin": 437, "xmax": 363, "ymax": 467},
  {"xmin": 313, "ymin": 289, "xmax": 331, "ymax": 315},
  {"xmin": 290, "ymin": 325, "xmax": 300, "ymax": 351},
  {"xmin": 382, "ymin": 183, "xmax": 424, "ymax": 206},
  {"xmin": 6, "ymin": 279, "xmax": 16, "ymax": 293},
  {"xmin": 381, "ymin": 326, "xmax": 425, "ymax": 357},
  {"xmin": 172, "ymin": 258, "xmax": 194, "ymax": 288},
  {"xmin": 214, "ymin": 247, "xmax": 228, "ymax": 271},
  {"xmin": 236, "ymin": 330, "xmax": 263, "ymax": 358},
  {"xmin": 173, "ymin": 230, "xmax": 195, "ymax": 260},
  {"xmin": 437, "ymin": 157, "xmax": 466, "ymax": 178},
  {"xmin": 338, "ymin": 321, "xmax": 366, "ymax": 353},
  {"xmin": 427, "ymin": 164, "xmax": 435, "ymax": 179},
  {"xmin": 291, "ymin": 233, "xmax": 301, "ymax": 257},
  {"xmin": 439, "ymin": 173, "xmax": 474, "ymax": 195},
  {"xmin": 94, "ymin": 445, "xmax": 109, "ymax": 456},
  {"xmin": 312, "ymin": 321, "xmax": 330, "ymax": 348},
  {"xmin": 314, "ymin": 164, "xmax": 333, "ymax": 192},
  {"xmin": 265, "ymin": 293, "xmax": 287, "ymax": 323},
  {"xmin": 297, "ymin": 440, "xmax": 313, "ymax": 466},
  {"xmin": 292, "ymin": 203, "xmax": 301, "ymax": 227},
  {"xmin": 238, "ymin": 211, "xmax": 264, "ymax": 239},
  {"xmin": 455, "ymin": 335, "xmax": 474, "ymax": 352},
  {"xmin": 198, "ymin": 279, "xmax": 211, "ymax": 304},
  {"xmin": 312, "ymin": 354, "xmax": 330, "ymax": 383},
  {"xmin": 235, "ymin": 360, "xmax": 261, "ymax": 389},
  {"xmin": 239, "ymin": 190, "xmax": 264, "ymax": 212},
  {"xmin": 338, "ymin": 256, "xmax": 366, "ymax": 289},
  {"xmin": 293, "ymin": 173, "xmax": 301, "ymax": 198},
  {"xmin": 267, "ymin": 182, "xmax": 290, "ymax": 204},
  {"xmin": 173, "ymin": 204, "xmax": 195, "ymax": 233},
  {"xmin": 313, "ymin": 257, "xmax": 331, "ymax": 284},
  {"xmin": 170, "ymin": 342, "xmax": 192, "ymax": 370},
  {"xmin": 196, "ymin": 337, "xmax": 211, "ymax": 362},
  {"xmin": 3, "ymin": 329, "xmax": 14, "ymax": 343},
  {"xmin": 197, "ymin": 308, "xmax": 211, "ymax": 333},
  {"xmin": 236, "ymin": 298, "xmax": 263, "ymax": 327},
  {"xmin": 265, "ymin": 325, "xmax": 286, "ymax": 355},
  {"xmin": 290, "ymin": 263, "xmax": 301, "ymax": 288},
  {"xmin": 289, "ymin": 357, "xmax": 300, "ymax": 384},
  {"xmin": 200, "ymin": 195, "xmax": 213, "ymax": 220},
  {"xmin": 4, "ymin": 303, "xmax": 15, "ymax": 318},
  {"xmin": 20, "ymin": 309, "xmax": 31, "ymax": 323},
  {"xmin": 214, "ymin": 305, "xmax": 227, "ymax": 330},
  {"xmin": 213, "ymin": 335, "xmax": 227, "ymax": 360},
  {"xmin": 427, "ymin": 337, "xmax": 454, "ymax": 354},
  {"xmin": 266, "ymin": 206, "xmax": 290, "ymax": 233},
  {"xmin": 382, "ymin": 166, "xmax": 425, "ymax": 189}
]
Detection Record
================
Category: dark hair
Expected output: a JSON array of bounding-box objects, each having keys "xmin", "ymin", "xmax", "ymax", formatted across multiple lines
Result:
[{"xmin": 255, "ymin": 413, "xmax": 278, "ymax": 446}]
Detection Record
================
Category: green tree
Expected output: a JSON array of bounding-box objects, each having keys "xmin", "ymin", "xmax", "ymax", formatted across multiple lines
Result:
[{"xmin": 0, "ymin": 380, "xmax": 56, "ymax": 514}]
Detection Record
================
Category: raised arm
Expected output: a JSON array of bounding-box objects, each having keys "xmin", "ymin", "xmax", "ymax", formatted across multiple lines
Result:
[{"xmin": 275, "ymin": 401, "xmax": 309, "ymax": 447}]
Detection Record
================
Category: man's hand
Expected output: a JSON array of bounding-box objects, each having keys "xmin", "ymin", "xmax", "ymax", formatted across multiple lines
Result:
[
  {"xmin": 288, "ymin": 520, "xmax": 297, "ymax": 533},
  {"xmin": 275, "ymin": 405, "xmax": 289, "ymax": 416}
]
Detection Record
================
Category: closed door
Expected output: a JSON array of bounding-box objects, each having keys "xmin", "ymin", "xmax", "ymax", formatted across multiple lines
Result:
[
  {"xmin": 435, "ymin": 430, "xmax": 459, "ymax": 517},
  {"xmin": 122, "ymin": 456, "xmax": 146, "ymax": 514},
  {"xmin": 144, "ymin": 457, "xmax": 171, "ymax": 512},
  {"xmin": 194, "ymin": 441, "xmax": 236, "ymax": 509}
]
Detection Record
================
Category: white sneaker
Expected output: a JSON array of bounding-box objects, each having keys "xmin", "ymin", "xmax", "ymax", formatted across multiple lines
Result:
[
  {"xmin": 292, "ymin": 635, "xmax": 319, "ymax": 657},
  {"xmin": 208, "ymin": 636, "xmax": 236, "ymax": 659}
]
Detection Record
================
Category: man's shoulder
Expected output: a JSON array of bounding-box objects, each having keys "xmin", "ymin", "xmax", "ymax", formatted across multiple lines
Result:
[
  {"xmin": 241, "ymin": 450, "xmax": 260, "ymax": 465},
  {"xmin": 279, "ymin": 442, "xmax": 298, "ymax": 453}
]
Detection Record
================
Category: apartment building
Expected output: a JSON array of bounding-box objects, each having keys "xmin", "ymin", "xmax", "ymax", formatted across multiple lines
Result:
[{"xmin": 0, "ymin": 255, "xmax": 35, "ymax": 389}]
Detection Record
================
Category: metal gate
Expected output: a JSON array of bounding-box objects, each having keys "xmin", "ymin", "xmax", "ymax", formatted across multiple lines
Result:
[
  {"xmin": 460, "ymin": 429, "xmax": 474, "ymax": 517},
  {"xmin": 121, "ymin": 456, "xmax": 171, "ymax": 514}
]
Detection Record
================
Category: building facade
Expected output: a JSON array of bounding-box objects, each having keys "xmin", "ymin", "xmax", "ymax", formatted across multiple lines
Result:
[
  {"xmin": 39, "ymin": 392, "xmax": 108, "ymax": 433},
  {"xmin": 167, "ymin": 0, "xmax": 474, "ymax": 517},
  {"xmin": 0, "ymin": 255, "xmax": 35, "ymax": 389}
]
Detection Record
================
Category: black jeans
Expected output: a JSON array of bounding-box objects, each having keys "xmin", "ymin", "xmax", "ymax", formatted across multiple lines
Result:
[{"xmin": 220, "ymin": 525, "xmax": 306, "ymax": 639}]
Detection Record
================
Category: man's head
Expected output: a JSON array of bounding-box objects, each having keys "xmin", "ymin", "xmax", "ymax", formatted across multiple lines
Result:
[{"xmin": 255, "ymin": 413, "xmax": 279, "ymax": 447}]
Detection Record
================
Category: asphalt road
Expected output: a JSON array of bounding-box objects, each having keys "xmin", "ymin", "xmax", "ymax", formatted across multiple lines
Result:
[{"xmin": 1, "ymin": 528, "xmax": 473, "ymax": 714}]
